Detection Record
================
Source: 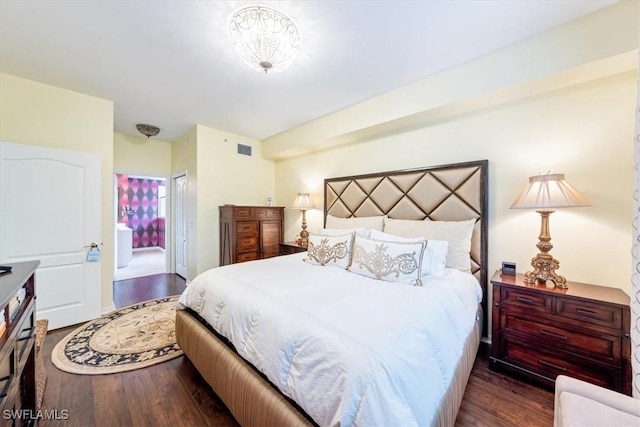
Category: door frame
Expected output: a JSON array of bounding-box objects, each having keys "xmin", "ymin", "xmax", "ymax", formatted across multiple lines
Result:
[
  {"xmin": 113, "ymin": 171, "xmax": 170, "ymax": 279},
  {"xmin": 172, "ymin": 171, "xmax": 188, "ymax": 280}
]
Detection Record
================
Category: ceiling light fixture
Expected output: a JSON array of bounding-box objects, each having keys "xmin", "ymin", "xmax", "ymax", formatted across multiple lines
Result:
[
  {"xmin": 136, "ymin": 124, "xmax": 160, "ymax": 138},
  {"xmin": 229, "ymin": 6, "xmax": 301, "ymax": 74}
]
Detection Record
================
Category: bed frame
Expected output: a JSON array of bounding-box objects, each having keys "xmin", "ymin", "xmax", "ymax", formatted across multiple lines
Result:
[{"xmin": 176, "ymin": 159, "xmax": 488, "ymax": 426}]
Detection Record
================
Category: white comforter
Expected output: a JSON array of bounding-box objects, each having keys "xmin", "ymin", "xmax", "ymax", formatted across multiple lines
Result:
[{"xmin": 178, "ymin": 253, "xmax": 482, "ymax": 427}]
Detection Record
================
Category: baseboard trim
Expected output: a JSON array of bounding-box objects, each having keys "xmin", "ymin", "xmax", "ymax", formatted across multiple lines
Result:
[{"xmin": 102, "ymin": 303, "xmax": 116, "ymax": 315}]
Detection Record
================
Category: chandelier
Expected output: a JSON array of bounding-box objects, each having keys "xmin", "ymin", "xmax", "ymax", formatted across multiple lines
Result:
[{"xmin": 229, "ymin": 6, "xmax": 301, "ymax": 74}]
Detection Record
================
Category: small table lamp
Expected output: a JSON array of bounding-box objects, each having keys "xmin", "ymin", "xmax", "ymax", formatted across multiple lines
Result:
[
  {"xmin": 291, "ymin": 192, "xmax": 314, "ymax": 247},
  {"xmin": 510, "ymin": 173, "xmax": 590, "ymax": 288}
]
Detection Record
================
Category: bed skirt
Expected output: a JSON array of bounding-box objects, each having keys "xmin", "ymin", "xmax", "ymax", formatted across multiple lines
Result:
[{"xmin": 175, "ymin": 305, "xmax": 483, "ymax": 427}]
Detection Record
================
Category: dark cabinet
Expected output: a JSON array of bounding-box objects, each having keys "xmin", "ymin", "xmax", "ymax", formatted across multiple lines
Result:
[
  {"xmin": 0, "ymin": 260, "xmax": 38, "ymax": 425},
  {"xmin": 490, "ymin": 271, "xmax": 631, "ymax": 396},
  {"xmin": 219, "ymin": 206, "xmax": 284, "ymax": 265}
]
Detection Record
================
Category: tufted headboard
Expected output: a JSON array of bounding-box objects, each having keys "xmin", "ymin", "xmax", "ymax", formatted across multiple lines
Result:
[{"xmin": 324, "ymin": 160, "xmax": 488, "ymax": 335}]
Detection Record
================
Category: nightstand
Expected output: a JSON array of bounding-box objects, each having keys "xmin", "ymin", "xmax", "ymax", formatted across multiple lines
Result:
[
  {"xmin": 279, "ymin": 241, "xmax": 307, "ymax": 255},
  {"xmin": 490, "ymin": 270, "xmax": 631, "ymax": 395}
]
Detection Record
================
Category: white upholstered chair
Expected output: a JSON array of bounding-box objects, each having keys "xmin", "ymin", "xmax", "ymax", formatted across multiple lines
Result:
[{"xmin": 554, "ymin": 375, "xmax": 640, "ymax": 427}]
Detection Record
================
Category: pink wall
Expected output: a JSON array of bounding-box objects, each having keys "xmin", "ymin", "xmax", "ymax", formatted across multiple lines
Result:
[{"xmin": 117, "ymin": 174, "xmax": 166, "ymax": 248}]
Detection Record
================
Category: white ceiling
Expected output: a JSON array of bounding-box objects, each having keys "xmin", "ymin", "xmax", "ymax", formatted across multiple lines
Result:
[{"xmin": 0, "ymin": 0, "xmax": 618, "ymax": 142}]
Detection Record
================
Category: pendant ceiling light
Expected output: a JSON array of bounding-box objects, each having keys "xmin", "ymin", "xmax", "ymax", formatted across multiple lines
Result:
[
  {"xmin": 229, "ymin": 6, "xmax": 301, "ymax": 74},
  {"xmin": 136, "ymin": 124, "xmax": 160, "ymax": 138}
]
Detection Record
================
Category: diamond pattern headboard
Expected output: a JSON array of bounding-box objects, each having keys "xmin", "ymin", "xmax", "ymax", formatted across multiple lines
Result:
[{"xmin": 324, "ymin": 160, "xmax": 488, "ymax": 335}]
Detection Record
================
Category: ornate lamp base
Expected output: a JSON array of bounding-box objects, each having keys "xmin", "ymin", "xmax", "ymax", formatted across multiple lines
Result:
[
  {"xmin": 299, "ymin": 210, "xmax": 309, "ymax": 247},
  {"xmin": 523, "ymin": 210, "xmax": 568, "ymax": 289},
  {"xmin": 523, "ymin": 253, "xmax": 567, "ymax": 288}
]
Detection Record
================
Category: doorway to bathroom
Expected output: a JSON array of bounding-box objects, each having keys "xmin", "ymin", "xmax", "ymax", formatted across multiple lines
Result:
[{"xmin": 114, "ymin": 173, "xmax": 167, "ymax": 281}]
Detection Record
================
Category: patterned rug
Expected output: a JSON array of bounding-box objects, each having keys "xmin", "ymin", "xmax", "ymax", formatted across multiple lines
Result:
[{"xmin": 51, "ymin": 296, "xmax": 183, "ymax": 375}]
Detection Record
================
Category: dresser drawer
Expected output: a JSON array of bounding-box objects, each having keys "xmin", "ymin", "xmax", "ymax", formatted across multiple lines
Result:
[
  {"xmin": 234, "ymin": 207, "xmax": 254, "ymax": 218},
  {"xmin": 501, "ymin": 287, "xmax": 552, "ymax": 314},
  {"xmin": 503, "ymin": 314, "xmax": 621, "ymax": 364},
  {"xmin": 236, "ymin": 237, "xmax": 258, "ymax": 251},
  {"xmin": 503, "ymin": 339, "xmax": 619, "ymax": 390},
  {"xmin": 236, "ymin": 251, "xmax": 259, "ymax": 263},
  {"xmin": 255, "ymin": 208, "xmax": 282, "ymax": 220},
  {"xmin": 236, "ymin": 221, "xmax": 258, "ymax": 235},
  {"xmin": 556, "ymin": 298, "xmax": 622, "ymax": 331}
]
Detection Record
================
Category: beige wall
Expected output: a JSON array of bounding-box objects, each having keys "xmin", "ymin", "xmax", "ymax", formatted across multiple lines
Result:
[
  {"xmin": 195, "ymin": 125, "xmax": 276, "ymax": 274},
  {"xmin": 171, "ymin": 127, "xmax": 198, "ymax": 280},
  {"xmin": 270, "ymin": 1, "xmax": 639, "ymax": 299},
  {"xmin": 0, "ymin": 72, "xmax": 115, "ymax": 311},
  {"xmin": 113, "ymin": 132, "xmax": 172, "ymax": 177},
  {"xmin": 276, "ymin": 71, "xmax": 636, "ymax": 294}
]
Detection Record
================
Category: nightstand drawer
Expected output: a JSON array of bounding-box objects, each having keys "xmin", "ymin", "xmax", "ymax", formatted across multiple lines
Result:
[
  {"xmin": 503, "ymin": 340, "xmax": 619, "ymax": 390},
  {"xmin": 279, "ymin": 242, "xmax": 307, "ymax": 255},
  {"xmin": 556, "ymin": 299, "xmax": 622, "ymax": 330},
  {"xmin": 503, "ymin": 314, "xmax": 621, "ymax": 364},
  {"xmin": 501, "ymin": 287, "xmax": 552, "ymax": 314}
]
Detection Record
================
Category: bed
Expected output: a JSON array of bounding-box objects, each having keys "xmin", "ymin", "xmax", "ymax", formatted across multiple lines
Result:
[{"xmin": 176, "ymin": 159, "xmax": 488, "ymax": 427}]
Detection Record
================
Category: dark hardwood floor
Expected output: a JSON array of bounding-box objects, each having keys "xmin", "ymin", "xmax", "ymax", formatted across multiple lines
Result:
[{"xmin": 39, "ymin": 273, "xmax": 554, "ymax": 426}]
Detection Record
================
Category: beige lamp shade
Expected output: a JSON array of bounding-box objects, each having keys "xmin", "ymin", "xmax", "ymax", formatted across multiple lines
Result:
[
  {"xmin": 291, "ymin": 192, "xmax": 314, "ymax": 210},
  {"xmin": 510, "ymin": 173, "xmax": 591, "ymax": 209}
]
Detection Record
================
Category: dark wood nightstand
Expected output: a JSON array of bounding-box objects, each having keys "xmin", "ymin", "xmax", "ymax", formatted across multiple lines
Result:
[
  {"xmin": 279, "ymin": 241, "xmax": 307, "ymax": 255},
  {"xmin": 490, "ymin": 270, "xmax": 631, "ymax": 395}
]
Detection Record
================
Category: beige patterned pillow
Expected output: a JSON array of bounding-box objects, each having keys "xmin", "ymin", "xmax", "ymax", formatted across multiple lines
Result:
[
  {"xmin": 349, "ymin": 235, "xmax": 425, "ymax": 286},
  {"xmin": 383, "ymin": 217, "xmax": 475, "ymax": 272},
  {"xmin": 369, "ymin": 229, "xmax": 448, "ymax": 277},
  {"xmin": 304, "ymin": 233, "xmax": 353, "ymax": 269}
]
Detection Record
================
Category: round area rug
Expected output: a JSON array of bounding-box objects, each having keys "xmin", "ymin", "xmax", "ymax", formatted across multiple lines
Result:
[{"xmin": 52, "ymin": 296, "xmax": 183, "ymax": 375}]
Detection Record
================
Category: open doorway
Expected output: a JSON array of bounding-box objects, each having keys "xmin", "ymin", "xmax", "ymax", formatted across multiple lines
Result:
[{"xmin": 114, "ymin": 173, "xmax": 167, "ymax": 281}]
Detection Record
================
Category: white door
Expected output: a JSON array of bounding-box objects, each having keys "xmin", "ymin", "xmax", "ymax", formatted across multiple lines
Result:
[
  {"xmin": 174, "ymin": 174, "xmax": 188, "ymax": 279},
  {"xmin": 0, "ymin": 142, "xmax": 101, "ymax": 329}
]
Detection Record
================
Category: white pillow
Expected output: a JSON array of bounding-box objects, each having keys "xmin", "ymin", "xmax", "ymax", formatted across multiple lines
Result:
[
  {"xmin": 325, "ymin": 214, "xmax": 385, "ymax": 232},
  {"xmin": 369, "ymin": 229, "xmax": 448, "ymax": 277},
  {"xmin": 304, "ymin": 233, "xmax": 353, "ymax": 269},
  {"xmin": 317, "ymin": 227, "xmax": 370, "ymax": 238},
  {"xmin": 383, "ymin": 217, "xmax": 475, "ymax": 272},
  {"xmin": 349, "ymin": 234, "xmax": 425, "ymax": 286}
]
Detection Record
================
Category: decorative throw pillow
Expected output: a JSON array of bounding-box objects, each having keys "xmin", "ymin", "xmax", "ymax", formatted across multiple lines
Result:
[
  {"xmin": 383, "ymin": 217, "xmax": 475, "ymax": 272},
  {"xmin": 325, "ymin": 214, "xmax": 385, "ymax": 232},
  {"xmin": 369, "ymin": 229, "xmax": 448, "ymax": 277},
  {"xmin": 304, "ymin": 233, "xmax": 353, "ymax": 269},
  {"xmin": 349, "ymin": 235, "xmax": 425, "ymax": 286}
]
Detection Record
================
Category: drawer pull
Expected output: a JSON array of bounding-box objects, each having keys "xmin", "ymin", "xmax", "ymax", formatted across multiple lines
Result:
[
  {"xmin": 576, "ymin": 308, "xmax": 598, "ymax": 317},
  {"xmin": 516, "ymin": 296, "xmax": 534, "ymax": 304},
  {"xmin": 539, "ymin": 329, "xmax": 567, "ymax": 340},
  {"xmin": 538, "ymin": 358, "xmax": 567, "ymax": 372}
]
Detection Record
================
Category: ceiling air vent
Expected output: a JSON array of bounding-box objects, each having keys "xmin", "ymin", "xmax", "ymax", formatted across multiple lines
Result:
[{"xmin": 237, "ymin": 143, "xmax": 252, "ymax": 157}]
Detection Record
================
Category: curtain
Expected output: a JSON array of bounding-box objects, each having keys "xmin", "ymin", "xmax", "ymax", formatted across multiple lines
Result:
[{"xmin": 632, "ymin": 51, "xmax": 640, "ymax": 398}]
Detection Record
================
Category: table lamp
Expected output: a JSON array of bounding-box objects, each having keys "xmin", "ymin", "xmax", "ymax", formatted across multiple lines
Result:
[
  {"xmin": 510, "ymin": 172, "xmax": 590, "ymax": 288},
  {"xmin": 291, "ymin": 192, "xmax": 314, "ymax": 247}
]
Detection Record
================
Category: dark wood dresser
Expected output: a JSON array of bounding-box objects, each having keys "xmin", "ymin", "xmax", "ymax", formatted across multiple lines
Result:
[
  {"xmin": 490, "ymin": 271, "xmax": 631, "ymax": 395},
  {"xmin": 220, "ymin": 205, "xmax": 284, "ymax": 265},
  {"xmin": 0, "ymin": 260, "xmax": 38, "ymax": 425}
]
